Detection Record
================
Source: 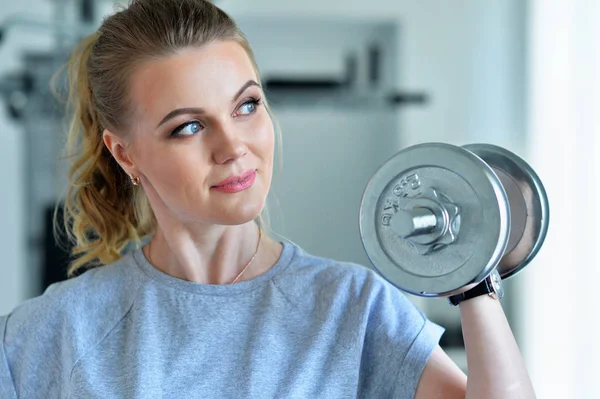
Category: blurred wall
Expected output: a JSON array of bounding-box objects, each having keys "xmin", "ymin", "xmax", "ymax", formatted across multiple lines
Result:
[
  {"xmin": 220, "ymin": 0, "xmax": 527, "ymax": 150},
  {"xmin": 526, "ymin": 0, "xmax": 600, "ymax": 397},
  {"xmin": 0, "ymin": 0, "xmax": 56, "ymax": 315}
]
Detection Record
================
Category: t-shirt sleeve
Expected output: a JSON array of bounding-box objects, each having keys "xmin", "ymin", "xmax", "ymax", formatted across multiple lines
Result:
[
  {"xmin": 358, "ymin": 272, "xmax": 445, "ymax": 399},
  {"xmin": 0, "ymin": 315, "xmax": 17, "ymax": 399}
]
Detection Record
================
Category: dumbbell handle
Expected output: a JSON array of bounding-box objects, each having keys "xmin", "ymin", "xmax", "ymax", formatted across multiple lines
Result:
[
  {"xmin": 391, "ymin": 207, "xmax": 438, "ymax": 238},
  {"xmin": 387, "ymin": 188, "xmax": 461, "ymax": 253}
]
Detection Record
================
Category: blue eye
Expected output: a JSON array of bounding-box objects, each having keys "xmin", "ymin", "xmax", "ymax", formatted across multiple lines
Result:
[
  {"xmin": 171, "ymin": 121, "xmax": 202, "ymax": 137},
  {"xmin": 238, "ymin": 98, "xmax": 261, "ymax": 116}
]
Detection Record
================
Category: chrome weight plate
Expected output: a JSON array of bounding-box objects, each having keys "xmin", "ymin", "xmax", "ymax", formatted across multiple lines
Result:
[
  {"xmin": 359, "ymin": 143, "xmax": 510, "ymax": 297},
  {"xmin": 463, "ymin": 144, "xmax": 549, "ymax": 279}
]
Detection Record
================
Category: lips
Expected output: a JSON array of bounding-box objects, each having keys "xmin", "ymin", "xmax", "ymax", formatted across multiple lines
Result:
[{"xmin": 213, "ymin": 169, "xmax": 256, "ymax": 188}]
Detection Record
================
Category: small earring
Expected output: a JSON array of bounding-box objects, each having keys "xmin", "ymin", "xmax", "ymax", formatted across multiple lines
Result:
[{"xmin": 130, "ymin": 175, "xmax": 141, "ymax": 186}]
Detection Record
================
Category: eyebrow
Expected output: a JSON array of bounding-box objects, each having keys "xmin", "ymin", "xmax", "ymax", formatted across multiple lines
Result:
[{"xmin": 156, "ymin": 80, "xmax": 261, "ymax": 128}]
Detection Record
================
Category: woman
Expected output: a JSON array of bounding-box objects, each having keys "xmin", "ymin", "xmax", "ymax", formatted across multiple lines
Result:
[{"xmin": 0, "ymin": 0, "xmax": 535, "ymax": 397}]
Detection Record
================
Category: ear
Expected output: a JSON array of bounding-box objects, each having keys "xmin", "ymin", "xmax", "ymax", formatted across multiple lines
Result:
[{"xmin": 102, "ymin": 129, "xmax": 137, "ymax": 175}]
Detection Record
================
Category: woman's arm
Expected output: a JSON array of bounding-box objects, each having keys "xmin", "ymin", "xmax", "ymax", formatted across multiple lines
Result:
[
  {"xmin": 414, "ymin": 295, "xmax": 535, "ymax": 399},
  {"xmin": 460, "ymin": 295, "xmax": 535, "ymax": 398}
]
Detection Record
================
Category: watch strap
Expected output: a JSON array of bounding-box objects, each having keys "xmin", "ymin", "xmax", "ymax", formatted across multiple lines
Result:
[{"xmin": 448, "ymin": 274, "xmax": 495, "ymax": 306}]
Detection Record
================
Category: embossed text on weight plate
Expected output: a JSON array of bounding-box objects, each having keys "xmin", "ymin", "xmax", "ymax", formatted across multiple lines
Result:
[{"xmin": 380, "ymin": 173, "xmax": 422, "ymax": 226}]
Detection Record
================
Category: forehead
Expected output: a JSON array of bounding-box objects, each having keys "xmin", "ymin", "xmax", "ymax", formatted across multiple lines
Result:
[{"xmin": 128, "ymin": 40, "xmax": 257, "ymax": 120}]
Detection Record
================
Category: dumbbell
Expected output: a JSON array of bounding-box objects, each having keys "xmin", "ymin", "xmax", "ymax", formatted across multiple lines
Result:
[{"xmin": 358, "ymin": 143, "xmax": 549, "ymax": 297}]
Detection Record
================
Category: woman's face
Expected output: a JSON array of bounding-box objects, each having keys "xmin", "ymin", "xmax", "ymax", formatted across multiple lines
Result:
[{"xmin": 119, "ymin": 40, "xmax": 274, "ymax": 226}]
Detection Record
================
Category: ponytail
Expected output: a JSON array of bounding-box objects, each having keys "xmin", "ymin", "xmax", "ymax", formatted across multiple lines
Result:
[{"xmin": 55, "ymin": 33, "xmax": 153, "ymax": 277}]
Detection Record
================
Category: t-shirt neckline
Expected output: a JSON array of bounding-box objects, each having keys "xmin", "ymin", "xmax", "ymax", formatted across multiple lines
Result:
[{"xmin": 131, "ymin": 239, "xmax": 295, "ymax": 296}]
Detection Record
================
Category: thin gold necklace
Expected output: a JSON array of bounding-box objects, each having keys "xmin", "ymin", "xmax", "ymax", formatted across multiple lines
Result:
[
  {"xmin": 146, "ymin": 226, "xmax": 262, "ymax": 285},
  {"xmin": 230, "ymin": 226, "xmax": 262, "ymax": 284}
]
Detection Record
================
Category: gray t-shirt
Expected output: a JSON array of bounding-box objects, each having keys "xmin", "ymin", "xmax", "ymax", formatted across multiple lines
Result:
[{"xmin": 0, "ymin": 239, "xmax": 444, "ymax": 398}]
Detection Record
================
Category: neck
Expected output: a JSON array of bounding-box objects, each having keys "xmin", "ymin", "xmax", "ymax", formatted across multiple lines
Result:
[{"xmin": 145, "ymin": 221, "xmax": 264, "ymax": 285}]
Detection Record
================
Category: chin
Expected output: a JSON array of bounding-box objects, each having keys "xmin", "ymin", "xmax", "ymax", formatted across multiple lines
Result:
[
  {"xmin": 212, "ymin": 195, "xmax": 267, "ymax": 226},
  {"xmin": 218, "ymin": 208, "xmax": 264, "ymax": 226},
  {"xmin": 212, "ymin": 181, "xmax": 269, "ymax": 225}
]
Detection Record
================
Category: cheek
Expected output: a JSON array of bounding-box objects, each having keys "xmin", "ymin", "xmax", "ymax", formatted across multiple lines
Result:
[
  {"xmin": 141, "ymin": 145, "xmax": 208, "ymax": 194},
  {"xmin": 148, "ymin": 158, "xmax": 211, "ymax": 216},
  {"xmin": 252, "ymin": 111, "xmax": 275, "ymax": 159}
]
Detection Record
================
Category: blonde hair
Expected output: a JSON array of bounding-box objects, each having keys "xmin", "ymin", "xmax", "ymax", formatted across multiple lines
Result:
[{"xmin": 55, "ymin": 0, "xmax": 281, "ymax": 277}]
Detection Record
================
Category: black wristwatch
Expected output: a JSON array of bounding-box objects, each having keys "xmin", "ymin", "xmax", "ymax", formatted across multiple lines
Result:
[{"xmin": 448, "ymin": 269, "xmax": 504, "ymax": 306}]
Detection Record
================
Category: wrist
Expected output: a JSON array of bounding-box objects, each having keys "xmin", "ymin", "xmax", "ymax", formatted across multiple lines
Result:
[{"xmin": 448, "ymin": 269, "xmax": 504, "ymax": 306}]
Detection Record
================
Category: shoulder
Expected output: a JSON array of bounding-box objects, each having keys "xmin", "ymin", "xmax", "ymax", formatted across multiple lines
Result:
[
  {"xmin": 276, "ymin": 239, "xmax": 424, "ymax": 321},
  {"xmin": 281, "ymin": 239, "xmax": 382, "ymax": 284},
  {"xmin": 0, "ymin": 251, "xmax": 145, "ymax": 396},
  {"xmin": 5, "ymin": 251, "xmax": 142, "ymax": 336}
]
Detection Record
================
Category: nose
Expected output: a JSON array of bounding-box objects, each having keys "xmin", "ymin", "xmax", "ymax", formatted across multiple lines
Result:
[{"xmin": 211, "ymin": 123, "xmax": 248, "ymax": 164}]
